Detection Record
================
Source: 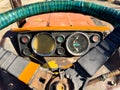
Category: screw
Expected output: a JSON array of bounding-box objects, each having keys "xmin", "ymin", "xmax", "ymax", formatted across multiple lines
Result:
[{"xmin": 8, "ymin": 83, "xmax": 14, "ymax": 89}]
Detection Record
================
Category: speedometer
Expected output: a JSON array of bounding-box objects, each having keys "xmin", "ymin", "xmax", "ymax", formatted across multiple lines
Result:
[
  {"xmin": 31, "ymin": 33, "xmax": 56, "ymax": 56},
  {"xmin": 66, "ymin": 32, "xmax": 90, "ymax": 56}
]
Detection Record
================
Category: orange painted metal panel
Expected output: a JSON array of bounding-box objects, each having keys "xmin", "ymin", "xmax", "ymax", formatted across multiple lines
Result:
[
  {"xmin": 49, "ymin": 13, "xmax": 70, "ymax": 26},
  {"xmin": 12, "ymin": 26, "xmax": 110, "ymax": 32},
  {"xmin": 18, "ymin": 62, "xmax": 40, "ymax": 84},
  {"xmin": 23, "ymin": 13, "xmax": 96, "ymax": 28},
  {"xmin": 25, "ymin": 14, "xmax": 50, "ymax": 27},
  {"xmin": 67, "ymin": 13, "xmax": 95, "ymax": 26}
]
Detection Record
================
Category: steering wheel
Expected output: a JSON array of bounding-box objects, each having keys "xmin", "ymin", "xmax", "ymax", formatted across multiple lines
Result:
[{"xmin": 0, "ymin": 1, "xmax": 120, "ymax": 90}]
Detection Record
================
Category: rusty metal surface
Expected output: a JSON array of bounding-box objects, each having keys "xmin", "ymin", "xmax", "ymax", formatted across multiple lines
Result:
[
  {"xmin": 29, "ymin": 68, "xmax": 53, "ymax": 90},
  {"xmin": 23, "ymin": 13, "xmax": 96, "ymax": 27}
]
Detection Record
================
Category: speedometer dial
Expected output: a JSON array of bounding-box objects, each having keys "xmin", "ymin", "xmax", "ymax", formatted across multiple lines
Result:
[
  {"xmin": 66, "ymin": 32, "xmax": 90, "ymax": 56},
  {"xmin": 31, "ymin": 33, "xmax": 56, "ymax": 56}
]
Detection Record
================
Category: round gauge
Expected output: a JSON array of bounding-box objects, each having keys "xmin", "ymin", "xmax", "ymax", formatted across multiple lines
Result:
[
  {"xmin": 91, "ymin": 34, "xmax": 100, "ymax": 43},
  {"xmin": 22, "ymin": 47, "xmax": 31, "ymax": 56},
  {"xmin": 66, "ymin": 32, "xmax": 90, "ymax": 56},
  {"xmin": 56, "ymin": 35, "xmax": 65, "ymax": 43},
  {"xmin": 20, "ymin": 35, "xmax": 30, "ymax": 44},
  {"xmin": 31, "ymin": 33, "xmax": 56, "ymax": 56},
  {"xmin": 57, "ymin": 47, "xmax": 65, "ymax": 55}
]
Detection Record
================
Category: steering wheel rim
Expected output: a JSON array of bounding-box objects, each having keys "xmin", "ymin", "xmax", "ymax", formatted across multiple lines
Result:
[{"xmin": 0, "ymin": 1, "xmax": 120, "ymax": 30}]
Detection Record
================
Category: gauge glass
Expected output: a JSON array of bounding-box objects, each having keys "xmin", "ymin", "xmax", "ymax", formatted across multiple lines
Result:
[
  {"xmin": 32, "ymin": 33, "xmax": 56, "ymax": 56},
  {"xmin": 20, "ymin": 35, "xmax": 30, "ymax": 44},
  {"xmin": 91, "ymin": 34, "xmax": 100, "ymax": 43},
  {"xmin": 56, "ymin": 35, "xmax": 65, "ymax": 43},
  {"xmin": 66, "ymin": 32, "xmax": 90, "ymax": 56}
]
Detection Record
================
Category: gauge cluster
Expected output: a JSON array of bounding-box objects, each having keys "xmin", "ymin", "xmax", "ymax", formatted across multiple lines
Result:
[{"xmin": 17, "ymin": 31, "xmax": 103, "ymax": 57}]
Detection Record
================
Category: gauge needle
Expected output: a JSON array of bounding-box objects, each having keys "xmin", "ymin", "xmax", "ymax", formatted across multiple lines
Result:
[{"xmin": 73, "ymin": 36, "xmax": 80, "ymax": 52}]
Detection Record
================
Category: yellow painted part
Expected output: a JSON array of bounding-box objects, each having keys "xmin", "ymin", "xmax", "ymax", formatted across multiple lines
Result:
[
  {"xmin": 43, "ymin": 60, "xmax": 58, "ymax": 69},
  {"xmin": 12, "ymin": 26, "xmax": 110, "ymax": 32},
  {"xmin": 18, "ymin": 62, "xmax": 40, "ymax": 84},
  {"xmin": 43, "ymin": 60, "xmax": 73, "ymax": 70}
]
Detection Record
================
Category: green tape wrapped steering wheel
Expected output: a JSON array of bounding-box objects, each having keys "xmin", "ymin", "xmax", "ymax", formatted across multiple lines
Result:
[{"xmin": 0, "ymin": 1, "xmax": 120, "ymax": 29}]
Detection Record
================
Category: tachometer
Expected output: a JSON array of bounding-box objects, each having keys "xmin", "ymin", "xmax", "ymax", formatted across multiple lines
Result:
[{"xmin": 66, "ymin": 32, "xmax": 90, "ymax": 56}]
